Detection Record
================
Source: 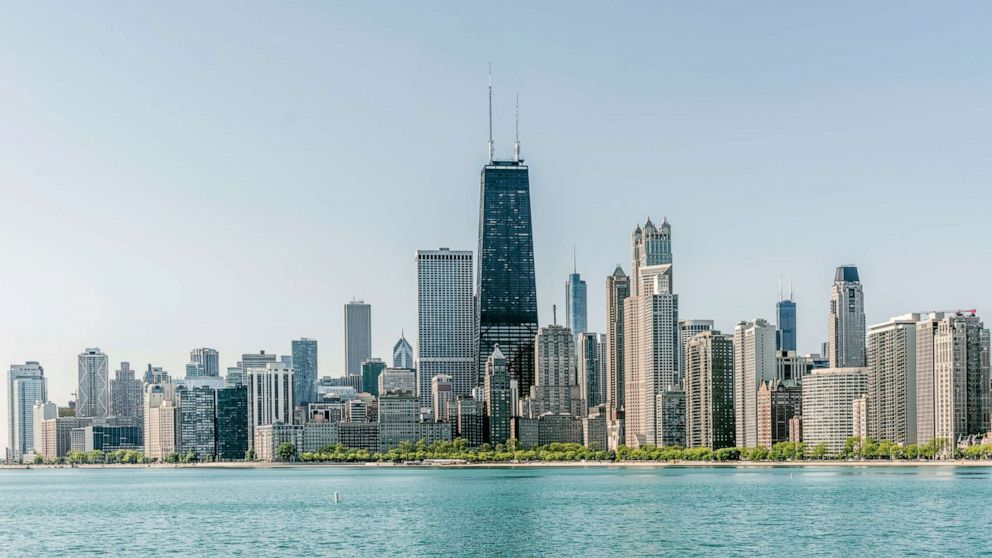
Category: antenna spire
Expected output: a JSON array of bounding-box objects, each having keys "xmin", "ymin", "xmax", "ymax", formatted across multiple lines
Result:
[
  {"xmin": 488, "ymin": 64, "xmax": 494, "ymax": 163},
  {"xmin": 573, "ymin": 244, "xmax": 576, "ymax": 274},
  {"xmin": 514, "ymin": 92, "xmax": 521, "ymax": 162}
]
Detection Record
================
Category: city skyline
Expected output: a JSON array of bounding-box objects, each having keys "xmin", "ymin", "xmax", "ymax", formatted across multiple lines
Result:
[{"xmin": 3, "ymin": 3, "xmax": 992, "ymax": 452}]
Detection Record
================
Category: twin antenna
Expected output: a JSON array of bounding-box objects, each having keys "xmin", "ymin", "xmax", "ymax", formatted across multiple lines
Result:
[{"xmin": 488, "ymin": 64, "xmax": 521, "ymax": 164}]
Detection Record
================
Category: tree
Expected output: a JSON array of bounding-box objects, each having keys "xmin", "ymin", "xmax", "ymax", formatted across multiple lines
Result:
[
  {"xmin": 811, "ymin": 443, "xmax": 829, "ymax": 460},
  {"xmin": 32, "ymin": 454, "xmax": 44, "ymax": 465},
  {"xmin": 276, "ymin": 442, "xmax": 298, "ymax": 462}
]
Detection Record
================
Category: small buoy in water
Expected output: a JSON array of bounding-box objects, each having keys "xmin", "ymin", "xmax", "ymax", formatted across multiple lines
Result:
[{"xmin": 334, "ymin": 492, "xmax": 340, "ymax": 503}]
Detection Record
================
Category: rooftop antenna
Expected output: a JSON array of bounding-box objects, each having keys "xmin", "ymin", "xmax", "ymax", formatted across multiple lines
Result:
[
  {"xmin": 488, "ymin": 63, "xmax": 494, "ymax": 163},
  {"xmin": 514, "ymin": 92, "xmax": 521, "ymax": 162},
  {"xmin": 553, "ymin": 304, "xmax": 558, "ymax": 326},
  {"xmin": 573, "ymin": 244, "xmax": 577, "ymax": 274},
  {"xmin": 789, "ymin": 277, "xmax": 795, "ymax": 301},
  {"xmin": 778, "ymin": 276, "xmax": 783, "ymax": 302}
]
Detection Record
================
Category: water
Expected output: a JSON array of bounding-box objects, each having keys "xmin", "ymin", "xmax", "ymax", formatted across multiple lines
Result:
[{"xmin": 1, "ymin": 465, "xmax": 989, "ymax": 557}]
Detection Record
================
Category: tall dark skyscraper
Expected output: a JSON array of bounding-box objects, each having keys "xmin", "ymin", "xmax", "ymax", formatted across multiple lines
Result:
[
  {"xmin": 292, "ymin": 338, "xmax": 318, "ymax": 407},
  {"xmin": 776, "ymin": 283, "xmax": 797, "ymax": 352},
  {"xmin": 475, "ymin": 81, "xmax": 539, "ymax": 394}
]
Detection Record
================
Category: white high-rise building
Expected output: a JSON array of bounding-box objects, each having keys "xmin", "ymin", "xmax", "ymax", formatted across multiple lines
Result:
[
  {"xmin": 624, "ymin": 219, "xmax": 679, "ymax": 449},
  {"xmin": 416, "ymin": 249, "xmax": 475, "ymax": 408},
  {"xmin": 828, "ymin": 266, "xmax": 866, "ymax": 368},
  {"xmin": 7, "ymin": 362, "xmax": 47, "ymax": 462},
  {"xmin": 802, "ymin": 367, "xmax": 869, "ymax": 454},
  {"xmin": 867, "ymin": 314, "xmax": 919, "ymax": 444},
  {"xmin": 344, "ymin": 300, "xmax": 372, "ymax": 376},
  {"xmin": 77, "ymin": 348, "xmax": 110, "ymax": 418},
  {"xmin": 679, "ymin": 319, "xmax": 714, "ymax": 383},
  {"xmin": 916, "ymin": 311, "xmax": 990, "ymax": 447},
  {"xmin": 247, "ymin": 363, "xmax": 294, "ymax": 451},
  {"xmin": 733, "ymin": 319, "xmax": 777, "ymax": 448}
]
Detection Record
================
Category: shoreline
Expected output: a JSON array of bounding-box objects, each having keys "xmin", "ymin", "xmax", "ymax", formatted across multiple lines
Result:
[{"xmin": 4, "ymin": 459, "xmax": 992, "ymax": 470}]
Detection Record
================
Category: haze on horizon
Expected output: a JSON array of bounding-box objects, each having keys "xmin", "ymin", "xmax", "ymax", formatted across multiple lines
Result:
[{"xmin": 2, "ymin": 2, "xmax": 990, "ymax": 448}]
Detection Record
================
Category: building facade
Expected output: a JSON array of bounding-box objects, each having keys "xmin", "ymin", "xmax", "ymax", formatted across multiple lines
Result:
[
  {"xmin": 7, "ymin": 362, "xmax": 47, "ymax": 461},
  {"xmin": 679, "ymin": 319, "xmax": 714, "ymax": 384},
  {"xmin": 828, "ymin": 266, "xmax": 866, "ymax": 368},
  {"xmin": 215, "ymin": 385, "xmax": 248, "ymax": 460},
  {"xmin": 756, "ymin": 380, "xmax": 802, "ymax": 449},
  {"xmin": 733, "ymin": 319, "xmax": 777, "ymax": 448},
  {"xmin": 392, "ymin": 335, "xmax": 414, "ymax": 370},
  {"xmin": 776, "ymin": 298, "xmax": 797, "ymax": 352},
  {"xmin": 187, "ymin": 348, "xmax": 220, "ymax": 378},
  {"xmin": 604, "ymin": 266, "xmax": 630, "ymax": 425},
  {"xmin": 110, "ymin": 362, "xmax": 144, "ymax": 424},
  {"xmin": 176, "ymin": 385, "xmax": 216, "ymax": 459},
  {"xmin": 431, "ymin": 374, "xmax": 454, "ymax": 423},
  {"xmin": 801, "ymin": 368, "xmax": 869, "ymax": 454},
  {"xmin": 867, "ymin": 314, "xmax": 919, "ymax": 444},
  {"xmin": 577, "ymin": 332, "xmax": 606, "ymax": 409},
  {"xmin": 565, "ymin": 270, "xmax": 587, "ymax": 339},
  {"xmin": 530, "ymin": 325, "xmax": 585, "ymax": 418},
  {"xmin": 247, "ymin": 363, "xmax": 294, "ymax": 451},
  {"xmin": 77, "ymin": 348, "xmax": 110, "ymax": 418},
  {"xmin": 475, "ymin": 158, "xmax": 539, "ymax": 397},
  {"xmin": 485, "ymin": 347, "xmax": 512, "ymax": 445},
  {"xmin": 685, "ymin": 332, "xmax": 736, "ymax": 450},
  {"xmin": 344, "ymin": 300, "xmax": 372, "ymax": 376}
]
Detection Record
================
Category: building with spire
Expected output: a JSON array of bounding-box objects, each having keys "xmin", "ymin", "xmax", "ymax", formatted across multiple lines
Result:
[
  {"xmin": 392, "ymin": 334, "xmax": 414, "ymax": 369},
  {"xmin": 565, "ymin": 251, "xmax": 587, "ymax": 340},
  {"xmin": 475, "ymin": 74, "xmax": 539, "ymax": 397},
  {"xmin": 828, "ymin": 265, "xmax": 866, "ymax": 368},
  {"xmin": 776, "ymin": 281, "xmax": 797, "ymax": 352}
]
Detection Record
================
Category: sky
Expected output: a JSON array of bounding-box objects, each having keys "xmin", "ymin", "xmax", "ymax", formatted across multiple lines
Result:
[{"xmin": 2, "ymin": 2, "xmax": 991, "ymax": 449}]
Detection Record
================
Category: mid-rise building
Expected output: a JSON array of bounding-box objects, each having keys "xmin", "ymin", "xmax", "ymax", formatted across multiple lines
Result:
[
  {"xmin": 215, "ymin": 385, "xmax": 248, "ymax": 460},
  {"xmin": 802, "ymin": 367, "xmax": 869, "ymax": 454},
  {"xmin": 733, "ymin": 319, "xmax": 777, "ymax": 448},
  {"xmin": 852, "ymin": 395, "xmax": 869, "ymax": 440},
  {"xmin": 656, "ymin": 388, "xmax": 686, "ymax": 447},
  {"xmin": 679, "ymin": 319, "xmax": 714, "ymax": 384},
  {"xmin": 416, "ymin": 248, "xmax": 475, "ymax": 409},
  {"xmin": 685, "ymin": 331, "xmax": 736, "ymax": 450},
  {"xmin": 775, "ymin": 351, "xmax": 808, "ymax": 386},
  {"xmin": 110, "ymin": 362, "xmax": 144, "ymax": 424},
  {"xmin": 187, "ymin": 348, "xmax": 220, "ymax": 378},
  {"xmin": 379, "ymin": 368, "xmax": 416, "ymax": 396},
  {"xmin": 77, "ymin": 348, "xmax": 110, "ymax": 418},
  {"xmin": 583, "ymin": 405, "xmax": 609, "ymax": 450},
  {"xmin": 338, "ymin": 422, "xmax": 379, "ymax": 454},
  {"xmin": 361, "ymin": 358, "xmax": 387, "ymax": 396},
  {"xmin": 291, "ymin": 338, "xmax": 319, "ymax": 408},
  {"xmin": 455, "ymin": 396, "xmax": 487, "ymax": 447},
  {"xmin": 756, "ymin": 380, "xmax": 802, "ymax": 448},
  {"xmin": 176, "ymin": 385, "xmax": 216, "ymax": 459},
  {"xmin": 254, "ymin": 424, "xmax": 303, "ymax": 461},
  {"xmin": 71, "ymin": 425, "xmax": 142, "ymax": 453},
  {"xmin": 867, "ymin": 314, "xmax": 919, "ymax": 444},
  {"xmin": 345, "ymin": 300, "xmax": 372, "ymax": 376},
  {"xmin": 41, "ymin": 416, "xmax": 92, "ymax": 460},
  {"xmin": 32, "ymin": 402, "xmax": 58, "ymax": 460},
  {"xmin": 916, "ymin": 311, "xmax": 990, "ymax": 447},
  {"xmin": 392, "ymin": 335, "xmax": 414, "ymax": 370},
  {"xmin": 378, "ymin": 393, "xmax": 419, "ymax": 452},
  {"xmin": 144, "ymin": 383, "xmax": 179, "ymax": 461},
  {"xmin": 485, "ymin": 347, "xmax": 512, "ymax": 445},
  {"xmin": 431, "ymin": 374, "xmax": 454, "ymax": 423},
  {"xmin": 7, "ymin": 362, "xmax": 47, "ymax": 461},
  {"xmin": 828, "ymin": 266, "xmax": 866, "ymax": 368}
]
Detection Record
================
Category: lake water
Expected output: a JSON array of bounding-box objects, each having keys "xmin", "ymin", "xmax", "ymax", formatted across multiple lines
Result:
[{"xmin": 1, "ymin": 465, "xmax": 989, "ymax": 556}]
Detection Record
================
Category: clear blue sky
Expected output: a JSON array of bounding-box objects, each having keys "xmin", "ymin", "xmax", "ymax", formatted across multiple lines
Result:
[{"xmin": 2, "ymin": 2, "xmax": 991, "ymax": 447}]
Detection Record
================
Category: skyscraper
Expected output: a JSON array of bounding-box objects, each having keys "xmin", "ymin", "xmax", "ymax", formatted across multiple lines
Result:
[
  {"xmin": 867, "ymin": 314, "xmax": 919, "ymax": 444},
  {"xmin": 475, "ymin": 102, "xmax": 539, "ymax": 396},
  {"xmin": 733, "ymin": 319, "xmax": 777, "ymax": 448},
  {"xmin": 577, "ymin": 332, "xmax": 606, "ymax": 409},
  {"xmin": 7, "ymin": 362, "xmax": 47, "ymax": 462},
  {"xmin": 776, "ymin": 293, "xmax": 797, "ymax": 352},
  {"xmin": 291, "ymin": 338, "xmax": 318, "ymax": 408},
  {"xmin": 176, "ymin": 385, "xmax": 216, "ymax": 459},
  {"xmin": 144, "ymin": 383, "xmax": 179, "ymax": 461},
  {"xmin": 916, "ymin": 311, "xmax": 990, "ymax": 446},
  {"xmin": 679, "ymin": 319, "xmax": 714, "ymax": 383},
  {"xmin": 361, "ymin": 358, "xmax": 387, "ymax": 397},
  {"xmin": 624, "ymin": 219, "xmax": 679, "ymax": 449},
  {"xmin": 344, "ymin": 300, "xmax": 372, "ymax": 376},
  {"xmin": 604, "ymin": 266, "xmax": 629, "ymax": 425},
  {"xmin": 484, "ymin": 346, "xmax": 512, "ymax": 445},
  {"xmin": 215, "ymin": 385, "xmax": 248, "ymax": 460},
  {"xmin": 392, "ymin": 334, "xmax": 414, "ymax": 369},
  {"xmin": 187, "ymin": 348, "xmax": 220, "ymax": 378},
  {"xmin": 530, "ymin": 324, "xmax": 585, "ymax": 418},
  {"xmin": 417, "ymin": 249, "xmax": 475, "ymax": 408},
  {"xmin": 828, "ymin": 265, "xmax": 866, "ymax": 368},
  {"xmin": 565, "ymin": 266, "xmax": 587, "ymax": 339},
  {"xmin": 247, "ymin": 363, "xmax": 294, "ymax": 451},
  {"xmin": 77, "ymin": 348, "xmax": 110, "ymax": 418},
  {"xmin": 684, "ymin": 332, "xmax": 735, "ymax": 450},
  {"xmin": 110, "ymin": 362, "xmax": 144, "ymax": 424}
]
